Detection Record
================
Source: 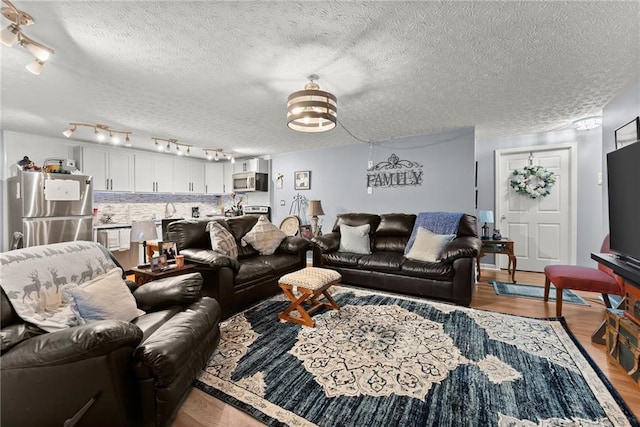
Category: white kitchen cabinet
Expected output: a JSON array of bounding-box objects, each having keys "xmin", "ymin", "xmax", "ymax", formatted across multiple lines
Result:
[
  {"xmin": 205, "ymin": 162, "xmax": 224, "ymax": 194},
  {"xmin": 174, "ymin": 158, "xmax": 205, "ymax": 193},
  {"xmin": 233, "ymin": 158, "xmax": 269, "ymax": 174},
  {"xmin": 75, "ymin": 147, "xmax": 133, "ymax": 192},
  {"xmin": 134, "ymin": 154, "xmax": 174, "ymax": 193}
]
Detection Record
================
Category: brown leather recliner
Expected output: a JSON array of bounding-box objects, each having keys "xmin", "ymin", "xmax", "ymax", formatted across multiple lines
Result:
[{"xmin": 1, "ymin": 243, "xmax": 221, "ymax": 427}]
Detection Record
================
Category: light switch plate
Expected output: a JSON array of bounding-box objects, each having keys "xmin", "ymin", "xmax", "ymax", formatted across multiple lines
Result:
[
  {"xmin": 280, "ymin": 200, "xmax": 285, "ymax": 206},
  {"xmin": 367, "ymin": 160, "xmax": 373, "ymax": 169},
  {"xmin": 367, "ymin": 186, "xmax": 373, "ymax": 194}
]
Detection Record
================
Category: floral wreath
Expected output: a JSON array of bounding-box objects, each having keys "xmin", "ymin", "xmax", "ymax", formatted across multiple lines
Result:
[{"xmin": 510, "ymin": 165, "xmax": 556, "ymax": 199}]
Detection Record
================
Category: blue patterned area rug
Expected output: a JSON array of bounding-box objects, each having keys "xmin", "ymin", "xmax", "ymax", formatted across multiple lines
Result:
[
  {"xmin": 195, "ymin": 287, "xmax": 638, "ymax": 427},
  {"xmin": 490, "ymin": 280, "xmax": 590, "ymax": 307}
]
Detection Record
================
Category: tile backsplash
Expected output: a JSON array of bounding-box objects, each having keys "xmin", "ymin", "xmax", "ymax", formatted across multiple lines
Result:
[{"xmin": 94, "ymin": 192, "xmax": 242, "ymax": 223}]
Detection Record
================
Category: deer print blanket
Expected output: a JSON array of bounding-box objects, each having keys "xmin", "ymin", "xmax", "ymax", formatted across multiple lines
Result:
[{"xmin": 0, "ymin": 241, "xmax": 119, "ymax": 332}]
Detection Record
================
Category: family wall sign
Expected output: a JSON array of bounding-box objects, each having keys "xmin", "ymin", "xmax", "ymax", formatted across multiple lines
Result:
[{"xmin": 366, "ymin": 153, "xmax": 424, "ymax": 188}]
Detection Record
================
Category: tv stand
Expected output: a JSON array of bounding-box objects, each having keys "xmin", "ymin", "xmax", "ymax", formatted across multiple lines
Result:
[{"xmin": 591, "ymin": 253, "xmax": 640, "ymax": 288}]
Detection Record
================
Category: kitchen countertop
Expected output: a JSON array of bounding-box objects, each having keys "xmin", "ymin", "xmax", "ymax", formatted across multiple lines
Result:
[{"xmin": 93, "ymin": 223, "xmax": 132, "ymax": 229}]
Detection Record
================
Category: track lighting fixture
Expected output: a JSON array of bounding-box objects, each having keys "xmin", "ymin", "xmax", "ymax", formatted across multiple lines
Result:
[
  {"xmin": 2, "ymin": 0, "xmax": 54, "ymax": 74},
  {"xmin": 152, "ymin": 138, "xmax": 192, "ymax": 156},
  {"xmin": 287, "ymin": 74, "xmax": 337, "ymax": 133},
  {"xmin": 62, "ymin": 122, "xmax": 132, "ymax": 145},
  {"xmin": 202, "ymin": 148, "xmax": 234, "ymax": 163}
]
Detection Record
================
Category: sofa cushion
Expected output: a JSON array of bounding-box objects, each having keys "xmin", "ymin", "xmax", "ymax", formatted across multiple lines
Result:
[
  {"xmin": 226, "ymin": 215, "xmax": 259, "ymax": 241},
  {"xmin": 400, "ymin": 259, "xmax": 455, "ymax": 280},
  {"xmin": 235, "ymin": 259, "xmax": 276, "ymax": 285},
  {"xmin": 259, "ymin": 253, "xmax": 305, "ymax": 274},
  {"xmin": 332, "ymin": 213, "xmax": 381, "ymax": 233},
  {"xmin": 322, "ymin": 252, "xmax": 364, "ymax": 268},
  {"xmin": 207, "ymin": 221, "xmax": 238, "ymax": 259},
  {"xmin": 241, "ymin": 216, "xmax": 287, "ymax": 255},
  {"xmin": 358, "ymin": 252, "xmax": 404, "ymax": 271},
  {"xmin": 339, "ymin": 224, "xmax": 371, "ymax": 254},
  {"xmin": 63, "ymin": 268, "xmax": 145, "ymax": 324},
  {"xmin": 405, "ymin": 227, "xmax": 456, "ymax": 262}
]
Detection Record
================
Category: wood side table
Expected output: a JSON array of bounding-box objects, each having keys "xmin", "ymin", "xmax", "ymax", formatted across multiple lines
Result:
[
  {"xmin": 476, "ymin": 239, "xmax": 517, "ymax": 283},
  {"xmin": 131, "ymin": 263, "xmax": 197, "ymax": 286}
]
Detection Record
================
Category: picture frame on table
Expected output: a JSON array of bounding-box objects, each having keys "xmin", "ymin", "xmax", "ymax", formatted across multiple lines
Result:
[
  {"xmin": 158, "ymin": 241, "xmax": 177, "ymax": 260},
  {"xmin": 299, "ymin": 225, "xmax": 313, "ymax": 240},
  {"xmin": 614, "ymin": 116, "xmax": 639, "ymax": 149},
  {"xmin": 294, "ymin": 170, "xmax": 311, "ymax": 190},
  {"xmin": 150, "ymin": 254, "xmax": 168, "ymax": 271}
]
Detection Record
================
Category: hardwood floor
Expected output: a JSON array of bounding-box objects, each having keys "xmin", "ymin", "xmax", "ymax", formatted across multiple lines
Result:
[{"xmin": 172, "ymin": 269, "xmax": 640, "ymax": 427}]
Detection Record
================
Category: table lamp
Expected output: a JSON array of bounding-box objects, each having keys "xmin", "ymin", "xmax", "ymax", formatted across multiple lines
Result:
[
  {"xmin": 131, "ymin": 220, "xmax": 158, "ymax": 263},
  {"xmin": 307, "ymin": 200, "xmax": 325, "ymax": 237},
  {"xmin": 478, "ymin": 210, "xmax": 494, "ymax": 240}
]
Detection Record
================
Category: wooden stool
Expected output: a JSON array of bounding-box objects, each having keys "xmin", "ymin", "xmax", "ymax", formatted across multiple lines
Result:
[{"xmin": 278, "ymin": 267, "xmax": 341, "ymax": 327}]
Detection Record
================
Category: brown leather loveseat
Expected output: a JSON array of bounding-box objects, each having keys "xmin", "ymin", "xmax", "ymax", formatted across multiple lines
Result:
[
  {"xmin": 0, "ymin": 241, "xmax": 221, "ymax": 427},
  {"xmin": 312, "ymin": 213, "xmax": 481, "ymax": 306},
  {"xmin": 167, "ymin": 216, "xmax": 310, "ymax": 319}
]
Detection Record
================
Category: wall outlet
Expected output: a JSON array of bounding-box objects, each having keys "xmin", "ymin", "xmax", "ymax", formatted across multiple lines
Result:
[
  {"xmin": 280, "ymin": 200, "xmax": 285, "ymax": 206},
  {"xmin": 597, "ymin": 172, "xmax": 602, "ymax": 185},
  {"xmin": 367, "ymin": 186, "xmax": 373, "ymax": 194}
]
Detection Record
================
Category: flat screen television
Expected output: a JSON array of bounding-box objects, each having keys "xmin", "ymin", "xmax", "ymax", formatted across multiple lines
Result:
[{"xmin": 606, "ymin": 140, "xmax": 640, "ymax": 269}]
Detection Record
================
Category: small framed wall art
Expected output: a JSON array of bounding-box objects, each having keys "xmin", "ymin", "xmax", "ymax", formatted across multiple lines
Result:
[
  {"xmin": 294, "ymin": 170, "xmax": 311, "ymax": 190},
  {"xmin": 614, "ymin": 116, "xmax": 639, "ymax": 149}
]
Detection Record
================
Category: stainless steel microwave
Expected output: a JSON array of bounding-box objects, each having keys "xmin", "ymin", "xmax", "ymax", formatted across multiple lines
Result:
[{"xmin": 232, "ymin": 172, "xmax": 268, "ymax": 192}]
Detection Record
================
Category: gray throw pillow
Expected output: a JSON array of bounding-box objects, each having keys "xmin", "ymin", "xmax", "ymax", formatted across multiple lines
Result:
[
  {"xmin": 405, "ymin": 227, "xmax": 455, "ymax": 262},
  {"xmin": 339, "ymin": 224, "xmax": 371, "ymax": 254}
]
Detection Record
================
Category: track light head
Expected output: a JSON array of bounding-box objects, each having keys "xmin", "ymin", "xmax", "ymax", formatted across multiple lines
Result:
[
  {"xmin": 23, "ymin": 37, "xmax": 52, "ymax": 61},
  {"xmin": 231, "ymin": 156, "xmax": 235, "ymax": 164},
  {"xmin": 25, "ymin": 58, "xmax": 43, "ymax": 75},
  {"xmin": 125, "ymin": 134, "xmax": 131, "ymax": 146},
  {"xmin": 0, "ymin": 23, "xmax": 18, "ymax": 46},
  {"xmin": 62, "ymin": 126, "xmax": 76, "ymax": 138}
]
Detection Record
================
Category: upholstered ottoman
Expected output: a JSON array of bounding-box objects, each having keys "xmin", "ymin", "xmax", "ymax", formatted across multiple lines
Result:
[{"xmin": 278, "ymin": 267, "xmax": 341, "ymax": 327}]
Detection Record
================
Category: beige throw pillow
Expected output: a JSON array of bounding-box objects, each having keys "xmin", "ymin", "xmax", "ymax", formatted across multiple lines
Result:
[
  {"xmin": 339, "ymin": 224, "xmax": 371, "ymax": 254},
  {"xmin": 63, "ymin": 268, "xmax": 144, "ymax": 324},
  {"xmin": 405, "ymin": 227, "xmax": 455, "ymax": 262},
  {"xmin": 207, "ymin": 221, "xmax": 238, "ymax": 258},
  {"xmin": 241, "ymin": 215, "xmax": 287, "ymax": 255}
]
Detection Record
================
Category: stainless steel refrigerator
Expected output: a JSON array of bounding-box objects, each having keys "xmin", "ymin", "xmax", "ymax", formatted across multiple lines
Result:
[{"xmin": 7, "ymin": 171, "xmax": 94, "ymax": 248}]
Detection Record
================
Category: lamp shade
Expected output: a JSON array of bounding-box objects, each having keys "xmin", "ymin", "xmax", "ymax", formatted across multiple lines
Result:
[
  {"xmin": 307, "ymin": 200, "xmax": 325, "ymax": 217},
  {"xmin": 131, "ymin": 220, "xmax": 158, "ymax": 242},
  {"xmin": 287, "ymin": 77, "xmax": 337, "ymax": 133},
  {"xmin": 478, "ymin": 210, "xmax": 494, "ymax": 223}
]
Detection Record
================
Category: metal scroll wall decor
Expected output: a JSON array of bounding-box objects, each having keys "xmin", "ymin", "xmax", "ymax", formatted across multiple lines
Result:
[{"xmin": 366, "ymin": 153, "xmax": 424, "ymax": 188}]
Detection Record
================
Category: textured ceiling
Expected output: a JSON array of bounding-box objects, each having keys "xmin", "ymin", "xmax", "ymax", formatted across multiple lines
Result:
[{"xmin": 1, "ymin": 1, "xmax": 639, "ymax": 160}]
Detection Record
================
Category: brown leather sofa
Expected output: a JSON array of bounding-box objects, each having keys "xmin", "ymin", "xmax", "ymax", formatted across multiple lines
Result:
[
  {"xmin": 312, "ymin": 213, "xmax": 481, "ymax": 306},
  {"xmin": 167, "ymin": 216, "xmax": 310, "ymax": 319},
  {"xmin": 0, "ymin": 242, "xmax": 221, "ymax": 427}
]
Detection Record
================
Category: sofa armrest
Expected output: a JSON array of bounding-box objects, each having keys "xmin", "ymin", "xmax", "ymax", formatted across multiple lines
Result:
[
  {"xmin": 278, "ymin": 236, "xmax": 311, "ymax": 254},
  {"xmin": 180, "ymin": 248, "xmax": 240, "ymax": 272},
  {"xmin": 312, "ymin": 232, "xmax": 340, "ymax": 253},
  {"xmin": 1, "ymin": 320, "xmax": 142, "ymax": 369},
  {"xmin": 440, "ymin": 236, "xmax": 482, "ymax": 262},
  {"xmin": 134, "ymin": 272, "xmax": 203, "ymax": 312}
]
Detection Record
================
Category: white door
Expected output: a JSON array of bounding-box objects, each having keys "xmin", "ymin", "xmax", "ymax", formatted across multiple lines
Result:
[{"xmin": 495, "ymin": 143, "xmax": 577, "ymax": 272}]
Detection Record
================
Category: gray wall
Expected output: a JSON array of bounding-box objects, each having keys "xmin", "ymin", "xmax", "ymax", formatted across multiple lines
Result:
[
  {"xmin": 476, "ymin": 82, "xmax": 640, "ymax": 268},
  {"xmin": 270, "ymin": 127, "xmax": 476, "ymax": 232},
  {"xmin": 476, "ymin": 128, "xmax": 603, "ymax": 267}
]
